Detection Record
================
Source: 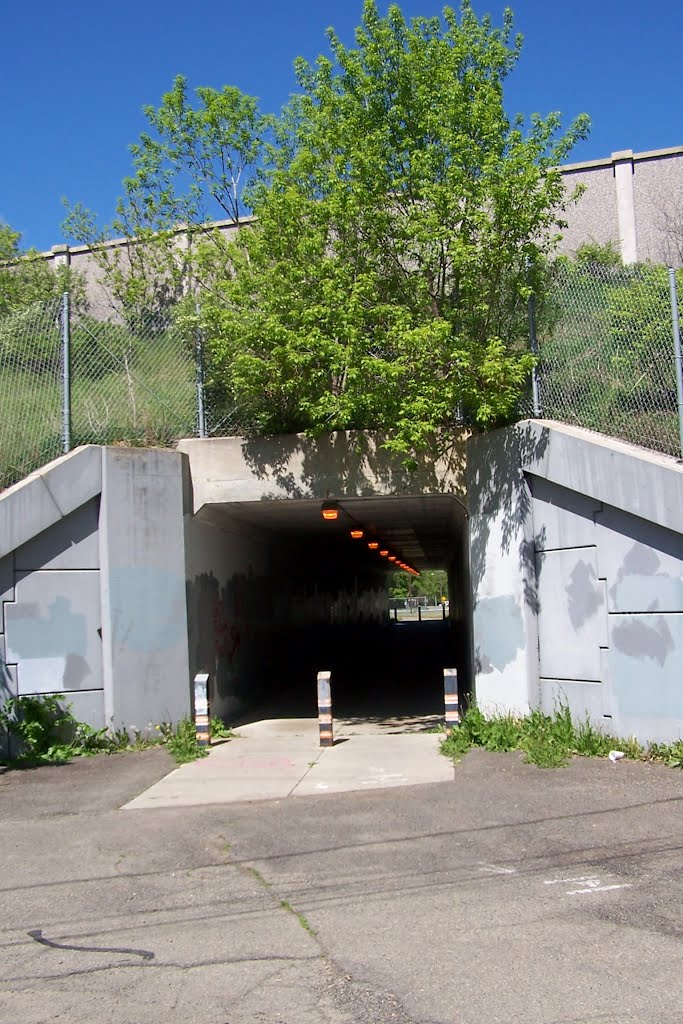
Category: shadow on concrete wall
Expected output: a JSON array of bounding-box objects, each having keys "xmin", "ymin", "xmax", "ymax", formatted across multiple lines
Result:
[
  {"xmin": 240, "ymin": 430, "xmax": 467, "ymax": 500},
  {"xmin": 468, "ymin": 423, "xmax": 550, "ymax": 600}
]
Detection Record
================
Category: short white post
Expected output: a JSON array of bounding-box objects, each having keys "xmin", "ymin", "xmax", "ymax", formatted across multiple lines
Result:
[
  {"xmin": 317, "ymin": 670, "xmax": 333, "ymax": 747},
  {"xmin": 443, "ymin": 668, "xmax": 460, "ymax": 735},
  {"xmin": 194, "ymin": 672, "xmax": 210, "ymax": 747}
]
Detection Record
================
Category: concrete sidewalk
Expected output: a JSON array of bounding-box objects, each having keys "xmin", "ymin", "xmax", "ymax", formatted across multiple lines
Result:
[{"xmin": 123, "ymin": 718, "xmax": 453, "ymax": 810}]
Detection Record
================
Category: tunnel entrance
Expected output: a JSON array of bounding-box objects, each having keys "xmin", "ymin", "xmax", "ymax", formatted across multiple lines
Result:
[{"xmin": 187, "ymin": 491, "xmax": 472, "ymax": 732}]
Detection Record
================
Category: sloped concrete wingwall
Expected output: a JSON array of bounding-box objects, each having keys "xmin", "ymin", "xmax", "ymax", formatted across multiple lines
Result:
[
  {"xmin": 1, "ymin": 446, "xmax": 191, "ymax": 755},
  {"xmin": 469, "ymin": 421, "xmax": 683, "ymax": 743}
]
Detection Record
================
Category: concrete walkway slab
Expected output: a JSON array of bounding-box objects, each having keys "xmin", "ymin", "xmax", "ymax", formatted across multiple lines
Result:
[{"xmin": 123, "ymin": 718, "xmax": 453, "ymax": 809}]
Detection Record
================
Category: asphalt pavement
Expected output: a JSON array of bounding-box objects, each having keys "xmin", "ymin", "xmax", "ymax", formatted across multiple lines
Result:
[{"xmin": 1, "ymin": 735, "xmax": 683, "ymax": 1024}]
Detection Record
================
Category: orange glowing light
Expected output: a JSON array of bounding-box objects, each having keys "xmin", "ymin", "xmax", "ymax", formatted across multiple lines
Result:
[
  {"xmin": 379, "ymin": 549, "xmax": 389, "ymax": 557},
  {"xmin": 368, "ymin": 541, "xmax": 379, "ymax": 550},
  {"xmin": 350, "ymin": 529, "xmax": 364, "ymax": 539},
  {"xmin": 321, "ymin": 501, "xmax": 339, "ymax": 521},
  {"xmin": 388, "ymin": 556, "xmax": 397, "ymax": 562}
]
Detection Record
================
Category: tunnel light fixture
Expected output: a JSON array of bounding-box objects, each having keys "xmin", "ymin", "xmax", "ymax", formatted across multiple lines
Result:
[
  {"xmin": 368, "ymin": 541, "xmax": 379, "ymax": 550},
  {"xmin": 350, "ymin": 529, "xmax": 364, "ymax": 539},
  {"xmin": 321, "ymin": 501, "xmax": 339, "ymax": 521},
  {"xmin": 388, "ymin": 555, "xmax": 397, "ymax": 562},
  {"xmin": 379, "ymin": 549, "xmax": 389, "ymax": 557}
]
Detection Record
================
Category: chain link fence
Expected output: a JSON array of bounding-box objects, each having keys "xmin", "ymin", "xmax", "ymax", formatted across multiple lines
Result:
[
  {"xmin": 535, "ymin": 262, "xmax": 683, "ymax": 458},
  {"xmin": 69, "ymin": 306, "xmax": 198, "ymax": 450},
  {"xmin": 0, "ymin": 296, "xmax": 64, "ymax": 489},
  {"xmin": 1, "ymin": 265, "xmax": 682, "ymax": 492},
  {"xmin": 0, "ymin": 299, "xmax": 241, "ymax": 492}
]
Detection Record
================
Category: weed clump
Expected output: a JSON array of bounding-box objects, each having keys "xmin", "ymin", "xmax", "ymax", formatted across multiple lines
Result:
[{"xmin": 440, "ymin": 703, "xmax": 683, "ymax": 770}]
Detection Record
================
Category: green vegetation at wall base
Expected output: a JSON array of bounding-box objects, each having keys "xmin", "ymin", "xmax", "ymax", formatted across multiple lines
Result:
[{"xmin": 440, "ymin": 703, "xmax": 683, "ymax": 770}]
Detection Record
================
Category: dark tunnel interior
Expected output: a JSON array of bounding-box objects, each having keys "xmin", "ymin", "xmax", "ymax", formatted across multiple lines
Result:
[{"xmin": 188, "ymin": 495, "xmax": 472, "ymax": 731}]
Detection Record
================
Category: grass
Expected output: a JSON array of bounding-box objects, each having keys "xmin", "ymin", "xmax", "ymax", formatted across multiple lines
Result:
[
  {"xmin": 440, "ymin": 703, "xmax": 683, "ymax": 770},
  {"xmin": 0, "ymin": 696, "xmax": 221, "ymax": 768},
  {"xmin": 0, "ymin": 695, "xmax": 167, "ymax": 767},
  {"xmin": 280, "ymin": 900, "xmax": 318, "ymax": 937},
  {"xmin": 0, "ymin": 338, "xmax": 197, "ymax": 491},
  {"xmin": 157, "ymin": 718, "xmax": 209, "ymax": 765}
]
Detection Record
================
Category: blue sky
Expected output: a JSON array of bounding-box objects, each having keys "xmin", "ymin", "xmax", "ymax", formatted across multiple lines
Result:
[{"xmin": 3, "ymin": 0, "xmax": 682, "ymax": 252}]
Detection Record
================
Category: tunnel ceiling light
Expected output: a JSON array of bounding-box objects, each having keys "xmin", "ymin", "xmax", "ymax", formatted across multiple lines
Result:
[
  {"xmin": 388, "ymin": 556, "xmax": 397, "ymax": 562},
  {"xmin": 321, "ymin": 501, "xmax": 339, "ymax": 521},
  {"xmin": 350, "ymin": 529, "xmax": 364, "ymax": 539},
  {"xmin": 379, "ymin": 549, "xmax": 389, "ymax": 557},
  {"xmin": 368, "ymin": 541, "xmax": 379, "ymax": 550}
]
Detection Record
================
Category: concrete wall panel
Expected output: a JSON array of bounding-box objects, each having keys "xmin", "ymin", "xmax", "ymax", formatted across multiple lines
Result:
[
  {"xmin": 594, "ymin": 506, "xmax": 683, "ymax": 614},
  {"xmin": 14, "ymin": 499, "xmax": 100, "ymax": 572},
  {"xmin": 608, "ymin": 613, "xmax": 683, "ymax": 741},
  {"xmin": 100, "ymin": 448, "xmax": 190, "ymax": 730},
  {"xmin": 0, "ymin": 446, "xmax": 102, "ymax": 560},
  {"xmin": 530, "ymin": 476, "xmax": 600, "ymax": 550},
  {"xmin": 540, "ymin": 678, "xmax": 607, "ymax": 721},
  {"xmin": 632, "ymin": 152, "xmax": 683, "ymax": 265},
  {"xmin": 0, "ymin": 555, "xmax": 13, "ymax": 606},
  {"xmin": 5, "ymin": 570, "xmax": 102, "ymax": 695},
  {"xmin": 558, "ymin": 164, "xmax": 619, "ymax": 255},
  {"xmin": 536, "ymin": 548, "xmax": 607, "ymax": 681}
]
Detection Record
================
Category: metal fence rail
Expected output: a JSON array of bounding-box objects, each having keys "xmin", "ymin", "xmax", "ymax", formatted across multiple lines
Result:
[{"xmin": 1, "ymin": 263, "xmax": 682, "ymax": 492}]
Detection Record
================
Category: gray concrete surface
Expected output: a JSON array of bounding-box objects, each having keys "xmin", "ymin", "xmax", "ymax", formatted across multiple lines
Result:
[
  {"xmin": 122, "ymin": 719, "xmax": 454, "ymax": 809},
  {"xmin": 2, "ymin": 747, "xmax": 683, "ymax": 1023},
  {"xmin": 469, "ymin": 420, "xmax": 683, "ymax": 742}
]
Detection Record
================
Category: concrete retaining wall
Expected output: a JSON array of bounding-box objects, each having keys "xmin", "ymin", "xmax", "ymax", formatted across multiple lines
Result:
[
  {"xmin": 469, "ymin": 421, "xmax": 683, "ymax": 742},
  {"xmin": 0, "ymin": 446, "xmax": 191, "ymax": 756}
]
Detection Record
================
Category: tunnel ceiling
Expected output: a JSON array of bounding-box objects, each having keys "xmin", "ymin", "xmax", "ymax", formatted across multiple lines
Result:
[{"xmin": 199, "ymin": 494, "xmax": 466, "ymax": 570}]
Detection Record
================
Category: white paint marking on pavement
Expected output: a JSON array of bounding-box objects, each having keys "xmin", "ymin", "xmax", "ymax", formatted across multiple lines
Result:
[
  {"xmin": 544, "ymin": 875, "xmax": 601, "ymax": 886},
  {"xmin": 543, "ymin": 874, "xmax": 633, "ymax": 896},
  {"xmin": 566, "ymin": 883, "xmax": 633, "ymax": 896},
  {"xmin": 478, "ymin": 863, "xmax": 516, "ymax": 875}
]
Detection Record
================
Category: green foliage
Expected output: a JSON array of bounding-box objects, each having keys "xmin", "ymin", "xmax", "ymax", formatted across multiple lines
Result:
[
  {"xmin": 66, "ymin": 2, "xmax": 589, "ymax": 460},
  {"xmin": 158, "ymin": 718, "xmax": 209, "ymax": 764},
  {"xmin": 0, "ymin": 222, "xmax": 83, "ymax": 317},
  {"xmin": 574, "ymin": 240, "xmax": 622, "ymax": 267},
  {"xmin": 0, "ymin": 695, "xmax": 78, "ymax": 765},
  {"xmin": 63, "ymin": 74, "xmax": 272, "ymax": 317},
  {"xmin": 0, "ymin": 695, "xmax": 199, "ymax": 768},
  {"xmin": 537, "ymin": 260, "xmax": 681, "ymax": 455},
  {"xmin": 389, "ymin": 569, "xmax": 448, "ymax": 601},
  {"xmin": 439, "ymin": 703, "xmax": 683, "ymax": 770},
  {"xmin": 198, "ymin": 2, "xmax": 589, "ymax": 456},
  {"xmin": 210, "ymin": 716, "xmax": 235, "ymax": 740}
]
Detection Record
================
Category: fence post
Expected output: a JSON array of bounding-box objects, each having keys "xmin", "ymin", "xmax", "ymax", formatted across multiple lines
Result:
[
  {"xmin": 61, "ymin": 291, "xmax": 71, "ymax": 454},
  {"xmin": 526, "ymin": 259, "xmax": 541, "ymax": 418},
  {"xmin": 667, "ymin": 269, "xmax": 683, "ymax": 458},
  {"xmin": 195, "ymin": 302, "xmax": 207, "ymax": 439},
  {"xmin": 317, "ymin": 670, "xmax": 333, "ymax": 747}
]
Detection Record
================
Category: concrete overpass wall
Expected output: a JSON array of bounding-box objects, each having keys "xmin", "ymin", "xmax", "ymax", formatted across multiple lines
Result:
[
  {"xmin": 0, "ymin": 446, "xmax": 190, "ymax": 756},
  {"xmin": 469, "ymin": 421, "xmax": 683, "ymax": 743}
]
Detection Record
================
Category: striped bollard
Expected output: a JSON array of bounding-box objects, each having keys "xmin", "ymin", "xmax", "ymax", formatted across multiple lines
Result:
[
  {"xmin": 194, "ymin": 672, "xmax": 211, "ymax": 747},
  {"xmin": 317, "ymin": 670, "xmax": 333, "ymax": 747},
  {"xmin": 444, "ymin": 668, "xmax": 460, "ymax": 735}
]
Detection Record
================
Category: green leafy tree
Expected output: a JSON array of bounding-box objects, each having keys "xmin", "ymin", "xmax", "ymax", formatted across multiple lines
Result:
[
  {"xmin": 64, "ymin": 75, "xmax": 272, "ymax": 316},
  {"xmin": 0, "ymin": 223, "xmax": 78, "ymax": 316},
  {"xmin": 389, "ymin": 568, "xmax": 448, "ymax": 601},
  {"xmin": 198, "ymin": 1, "xmax": 589, "ymax": 455},
  {"xmin": 65, "ymin": 2, "xmax": 589, "ymax": 457}
]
